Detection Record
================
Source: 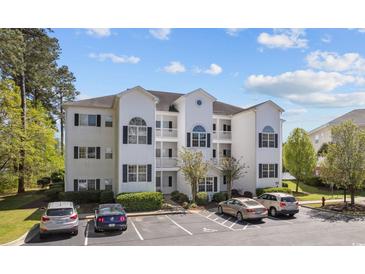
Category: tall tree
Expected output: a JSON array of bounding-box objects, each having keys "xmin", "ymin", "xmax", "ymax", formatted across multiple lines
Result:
[
  {"xmin": 0, "ymin": 28, "xmax": 60, "ymax": 192},
  {"xmin": 220, "ymin": 157, "xmax": 247, "ymax": 199},
  {"xmin": 283, "ymin": 128, "xmax": 317, "ymax": 193},
  {"xmin": 178, "ymin": 148, "xmax": 209, "ymax": 202},
  {"xmin": 320, "ymin": 121, "xmax": 365, "ymax": 205},
  {"xmin": 53, "ymin": 65, "xmax": 79, "ymax": 155}
]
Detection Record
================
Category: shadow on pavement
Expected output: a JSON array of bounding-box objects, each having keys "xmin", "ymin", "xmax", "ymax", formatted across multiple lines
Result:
[{"xmin": 86, "ymin": 220, "xmax": 124, "ymax": 238}]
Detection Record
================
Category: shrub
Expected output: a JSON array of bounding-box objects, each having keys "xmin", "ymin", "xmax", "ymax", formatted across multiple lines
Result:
[
  {"xmin": 213, "ymin": 192, "xmax": 228, "ymax": 203},
  {"xmin": 171, "ymin": 191, "xmax": 189, "ymax": 204},
  {"xmin": 100, "ymin": 191, "xmax": 114, "ymax": 203},
  {"xmin": 49, "ymin": 182, "xmax": 64, "ymax": 190},
  {"xmin": 304, "ymin": 177, "xmax": 325, "ymax": 187},
  {"xmin": 37, "ymin": 177, "xmax": 51, "ymax": 188},
  {"xmin": 256, "ymin": 187, "xmax": 292, "ymax": 196},
  {"xmin": 58, "ymin": 190, "xmax": 101, "ymax": 204},
  {"xmin": 116, "ymin": 192, "xmax": 163, "ymax": 212},
  {"xmin": 282, "ymin": 182, "xmax": 288, "ymax": 188},
  {"xmin": 231, "ymin": 189, "xmax": 241, "ymax": 197},
  {"xmin": 196, "ymin": 192, "xmax": 208, "ymax": 206},
  {"xmin": 171, "ymin": 191, "xmax": 179, "ymax": 198},
  {"xmin": 51, "ymin": 170, "xmax": 64, "ymax": 183},
  {"xmin": 182, "ymin": 202, "xmax": 189, "ymax": 209},
  {"xmin": 43, "ymin": 188, "xmax": 62, "ymax": 201},
  {"xmin": 243, "ymin": 191, "xmax": 253, "ymax": 198},
  {"xmin": 189, "ymin": 202, "xmax": 197, "ymax": 209}
]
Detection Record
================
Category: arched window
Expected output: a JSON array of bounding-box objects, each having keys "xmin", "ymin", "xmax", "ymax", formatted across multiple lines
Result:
[
  {"xmin": 260, "ymin": 125, "xmax": 277, "ymax": 148},
  {"xmin": 192, "ymin": 125, "xmax": 207, "ymax": 147},
  {"xmin": 128, "ymin": 117, "xmax": 147, "ymax": 144}
]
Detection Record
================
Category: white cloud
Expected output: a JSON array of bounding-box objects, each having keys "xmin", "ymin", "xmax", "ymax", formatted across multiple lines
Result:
[
  {"xmin": 358, "ymin": 29, "xmax": 365, "ymax": 33},
  {"xmin": 284, "ymin": 108, "xmax": 308, "ymax": 116},
  {"xmin": 306, "ymin": 50, "xmax": 365, "ymax": 73},
  {"xmin": 149, "ymin": 28, "xmax": 171, "ymax": 40},
  {"xmin": 86, "ymin": 28, "xmax": 111, "ymax": 38},
  {"xmin": 89, "ymin": 53, "xmax": 140, "ymax": 64},
  {"xmin": 194, "ymin": 63, "xmax": 223, "ymax": 76},
  {"xmin": 225, "ymin": 28, "xmax": 243, "ymax": 36},
  {"xmin": 245, "ymin": 69, "xmax": 365, "ymax": 107},
  {"xmin": 257, "ymin": 29, "xmax": 308, "ymax": 49},
  {"xmin": 163, "ymin": 61, "xmax": 186, "ymax": 74},
  {"xmin": 321, "ymin": 34, "xmax": 332, "ymax": 43}
]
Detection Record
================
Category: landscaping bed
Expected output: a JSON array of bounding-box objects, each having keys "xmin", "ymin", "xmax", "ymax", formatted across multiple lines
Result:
[{"xmin": 306, "ymin": 202, "xmax": 365, "ymax": 216}]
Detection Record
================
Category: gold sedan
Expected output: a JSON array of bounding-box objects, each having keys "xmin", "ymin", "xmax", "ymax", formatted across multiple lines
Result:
[{"xmin": 218, "ymin": 198, "xmax": 268, "ymax": 222}]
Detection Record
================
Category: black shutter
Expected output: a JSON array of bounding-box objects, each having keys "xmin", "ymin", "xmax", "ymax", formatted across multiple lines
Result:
[
  {"xmin": 96, "ymin": 179, "xmax": 100, "ymax": 190},
  {"xmin": 74, "ymin": 146, "xmax": 78, "ymax": 159},
  {"xmin": 275, "ymin": 164, "xmax": 278, "ymax": 178},
  {"xmin": 213, "ymin": 149, "xmax": 216, "ymax": 158},
  {"xmin": 123, "ymin": 165, "xmax": 128, "ymax": 182},
  {"xmin": 227, "ymin": 125, "xmax": 231, "ymax": 132},
  {"xmin": 259, "ymin": 164, "xmax": 263, "ymax": 178},
  {"xmin": 74, "ymin": 113, "xmax": 79, "ymax": 126},
  {"xmin": 168, "ymin": 176, "xmax": 172, "ymax": 187},
  {"xmin": 223, "ymin": 176, "xmax": 227, "ymax": 184},
  {"xmin": 96, "ymin": 147, "xmax": 100, "ymax": 159},
  {"xmin": 223, "ymin": 149, "xmax": 227, "ymax": 156},
  {"xmin": 147, "ymin": 127, "xmax": 152, "ymax": 144},
  {"xmin": 123, "ymin": 126, "xmax": 128, "ymax": 144},
  {"xmin": 259, "ymin": 133, "xmax": 262, "ymax": 148},
  {"xmin": 213, "ymin": 123, "xmax": 216, "ymax": 131},
  {"xmin": 223, "ymin": 124, "xmax": 227, "ymax": 131},
  {"xmin": 275, "ymin": 134, "xmax": 278, "ymax": 148},
  {"xmin": 187, "ymin": 132, "xmax": 191, "ymax": 147},
  {"xmin": 207, "ymin": 133, "xmax": 211, "ymax": 148},
  {"xmin": 74, "ymin": 179, "xmax": 78, "ymax": 191},
  {"xmin": 168, "ymin": 149, "xmax": 172, "ymax": 158},
  {"xmin": 168, "ymin": 121, "xmax": 173, "ymax": 129},
  {"xmin": 214, "ymin": 177, "xmax": 218, "ymax": 192},
  {"xmin": 97, "ymin": 115, "xmax": 101, "ymax": 127},
  {"xmin": 147, "ymin": 164, "xmax": 152, "ymax": 182}
]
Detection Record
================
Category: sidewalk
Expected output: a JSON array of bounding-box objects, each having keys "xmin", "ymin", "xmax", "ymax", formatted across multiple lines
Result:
[{"xmin": 299, "ymin": 197, "xmax": 365, "ymax": 205}]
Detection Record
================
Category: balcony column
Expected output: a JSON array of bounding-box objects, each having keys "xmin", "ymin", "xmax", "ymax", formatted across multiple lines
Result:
[
  {"xmin": 217, "ymin": 143, "xmax": 220, "ymax": 166},
  {"xmin": 161, "ymin": 170, "xmax": 163, "ymax": 193},
  {"xmin": 216, "ymin": 118, "xmax": 220, "ymax": 140},
  {"xmin": 161, "ymin": 141, "xmax": 164, "ymax": 193},
  {"xmin": 161, "ymin": 115, "xmax": 164, "ymax": 137}
]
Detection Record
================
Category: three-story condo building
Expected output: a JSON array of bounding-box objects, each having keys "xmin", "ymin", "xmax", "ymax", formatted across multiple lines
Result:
[{"xmin": 64, "ymin": 86, "xmax": 284, "ymax": 198}]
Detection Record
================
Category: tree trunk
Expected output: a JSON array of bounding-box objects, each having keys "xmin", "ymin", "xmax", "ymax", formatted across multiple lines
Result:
[
  {"xmin": 343, "ymin": 189, "xmax": 347, "ymax": 203},
  {"xmin": 350, "ymin": 187, "xmax": 355, "ymax": 205},
  {"xmin": 227, "ymin": 179, "xmax": 232, "ymax": 199},
  {"xmin": 191, "ymin": 180, "xmax": 197, "ymax": 203},
  {"xmin": 295, "ymin": 180, "xmax": 299, "ymax": 193},
  {"xmin": 60, "ymin": 96, "xmax": 64, "ymax": 156},
  {"xmin": 18, "ymin": 72, "xmax": 26, "ymax": 193}
]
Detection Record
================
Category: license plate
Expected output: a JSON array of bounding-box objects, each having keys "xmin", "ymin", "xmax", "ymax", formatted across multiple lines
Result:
[{"xmin": 109, "ymin": 224, "xmax": 115, "ymax": 227}]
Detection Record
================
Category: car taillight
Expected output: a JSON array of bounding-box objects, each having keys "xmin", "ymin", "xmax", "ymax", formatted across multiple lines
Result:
[
  {"xmin": 70, "ymin": 213, "xmax": 78, "ymax": 220},
  {"xmin": 42, "ymin": 216, "xmax": 50, "ymax": 222},
  {"xmin": 120, "ymin": 216, "xmax": 126, "ymax": 222},
  {"xmin": 97, "ymin": 217, "xmax": 104, "ymax": 223},
  {"xmin": 246, "ymin": 208, "xmax": 255, "ymax": 213},
  {"xmin": 279, "ymin": 202, "xmax": 286, "ymax": 207}
]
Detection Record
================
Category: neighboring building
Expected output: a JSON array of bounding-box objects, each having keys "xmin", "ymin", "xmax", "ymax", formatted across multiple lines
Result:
[
  {"xmin": 309, "ymin": 109, "xmax": 365, "ymax": 152},
  {"xmin": 64, "ymin": 86, "xmax": 284, "ymax": 198}
]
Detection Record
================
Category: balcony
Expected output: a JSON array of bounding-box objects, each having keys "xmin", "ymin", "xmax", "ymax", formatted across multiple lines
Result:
[
  {"xmin": 156, "ymin": 157, "xmax": 178, "ymax": 168},
  {"xmin": 156, "ymin": 128, "xmax": 178, "ymax": 138},
  {"xmin": 213, "ymin": 131, "xmax": 231, "ymax": 141}
]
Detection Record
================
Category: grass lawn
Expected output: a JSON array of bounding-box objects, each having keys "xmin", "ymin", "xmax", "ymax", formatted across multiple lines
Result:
[
  {"xmin": 0, "ymin": 191, "xmax": 46, "ymax": 244},
  {"xmin": 285, "ymin": 180, "xmax": 365, "ymax": 201}
]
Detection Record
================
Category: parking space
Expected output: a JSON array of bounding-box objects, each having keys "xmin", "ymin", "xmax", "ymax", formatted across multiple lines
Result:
[{"xmin": 23, "ymin": 206, "xmax": 365, "ymax": 246}]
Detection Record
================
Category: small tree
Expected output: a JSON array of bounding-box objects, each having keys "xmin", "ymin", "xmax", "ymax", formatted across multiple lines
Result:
[
  {"xmin": 320, "ymin": 121, "xmax": 365, "ymax": 205},
  {"xmin": 178, "ymin": 148, "xmax": 208, "ymax": 202},
  {"xmin": 284, "ymin": 128, "xmax": 317, "ymax": 193},
  {"xmin": 220, "ymin": 157, "xmax": 247, "ymax": 199}
]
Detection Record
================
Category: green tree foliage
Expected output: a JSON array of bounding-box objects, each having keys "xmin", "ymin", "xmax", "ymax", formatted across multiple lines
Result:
[
  {"xmin": 220, "ymin": 157, "xmax": 247, "ymax": 199},
  {"xmin": 320, "ymin": 121, "xmax": 365, "ymax": 205},
  {"xmin": 178, "ymin": 148, "xmax": 209, "ymax": 202},
  {"xmin": 283, "ymin": 128, "xmax": 317, "ymax": 193},
  {"xmin": 317, "ymin": 142, "xmax": 330, "ymax": 157}
]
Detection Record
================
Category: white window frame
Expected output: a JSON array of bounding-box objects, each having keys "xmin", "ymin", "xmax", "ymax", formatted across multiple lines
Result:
[
  {"xmin": 78, "ymin": 179, "xmax": 87, "ymax": 191},
  {"xmin": 261, "ymin": 164, "xmax": 276, "ymax": 178},
  {"xmin": 192, "ymin": 125, "xmax": 207, "ymax": 147},
  {"xmin": 105, "ymin": 147, "xmax": 112, "ymax": 159},
  {"xmin": 128, "ymin": 165, "xmax": 137, "ymax": 182},
  {"xmin": 198, "ymin": 177, "xmax": 216, "ymax": 192},
  {"xmin": 104, "ymin": 178, "xmax": 113, "ymax": 190},
  {"xmin": 87, "ymin": 147, "xmax": 96, "ymax": 159},
  {"xmin": 79, "ymin": 114, "xmax": 97, "ymax": 127},
  {"xmin": 138, "ymin": 165, "xmax": 147, "ymax": 182},
  {"xmin": 87, "ymin": 179, "xmax": 96, "ymax": 190},
  {"xmin": 105, "ymin": 115, "xmax": 113, "ymax": 127},
  {"xmin": 79, "ymin": 147, "xmax": 86, "ymax": 159}
]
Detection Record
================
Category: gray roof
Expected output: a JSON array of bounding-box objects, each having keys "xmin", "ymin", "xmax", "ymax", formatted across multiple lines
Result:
[{"xmin": 64, "ymin": 89, "xmax": 252, "ymax": 115}]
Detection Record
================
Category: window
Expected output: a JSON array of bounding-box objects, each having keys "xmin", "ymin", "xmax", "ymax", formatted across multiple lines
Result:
[
  {"xmin": 198, "ymin": 180, "xmax": 205, "ymax": 192},
  {"xmin": 269, "ymin": 164, "xmax": 275, "ymax": 178},
  {"xmin": 206, "ymin": 177, "xmax": 213, "ymax": 192},
  {"xmin": 87, "ymin": 179, "xmax": 96, "ymax": 190},
  {"xmin": 168, "ymin": 176, "xmax": 173, "ymax": 187},
  {"xmin": 129, "ymin": 117, "xmax": 147, "ymax": 144},
  {"xmin": 156, "ymin": 121, "xmax": 161, "ymax": 128},
  {"xmin": 79, "ymin": 147, "xmax": 86, "ymax": 159},
  {"xmin": 78, "ymin": 179, "xmax": 87, "ymax": 191},
  {"xmin": 156, "ymin": 148, "xmax": 161, "ymax": 157},
  {"xmin": 198, "ymin": 177, "xmax": 217, "ymax": 192},
  {"xmin": 192, "ymin": 125, "xmax": 207, "ymax": 147},
  {"xmin": 105, "ymin": 147, "xmax": 112, "ymax": 159},
  {"xmin": 128, "ymin": 165, "xmax": 137, "ymax": 182},
  {"xmin": 105, "ymin": 116, "xmax": 113, "ymax": 127},
  {"xmin": 104, "ymin": 179, "xmax": 113, "ymax": 190},
  {"xmin": 88, "ymin": 147, "xmax": 96, "ymax": 158},
  {"xmin": 223, "ymin": 175, "xmax": 227, "ymax": 185},
  {"xmin": 196, "ymin": 99, "xmax": 202, "ymax": 106},
  {"xmin": 138, "ymin": 165, "xmax": 147, "ymax": 182},
  {"xmin": 79, "ymin": 114, "xmax": 88, "ymax": 126},
  {"xmin": 88, "ymin": 115, "xmax": 97, "ymax": 126},
  {"xmin": 260, "ymin": 126, "xmax": 276, "ymax": 148},
  {"xmin": 315, "ymin": 135, "xmax": 319, "ymax": 144},
  {"xmin": 260, "ymin": 164, "xmax": 277, "ymax": 178}
]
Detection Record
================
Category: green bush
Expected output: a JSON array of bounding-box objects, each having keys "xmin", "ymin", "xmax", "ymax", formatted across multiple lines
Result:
[
  {"xmin": 282, "ymin": 182, "xmax": 288, "ymax": 188},
  {"xmin": 170, "ymin": 191, "xmax": 189, "ymax": 204},
  {"xmin": 58, "ymin": 190, "xmax": 101, "ymax": 204},
  {"xmin": 116, "ymin": 192, "xmax": 163, "ymax": 212},
  {"xmin": 100, "ymin": 191, "xmax": 114, "ymax": 203},
  {"xmin": 196, "ymin": 192, "xmax": 208, "ymax": 206},
  {"xmin": 43, "ymin": 188, "xmax": 62, "ymax": 201},
  {"xmin": 171, "ymin": 190, "xmax": 180, "ymax": 199},
  {"xmin": 304, "ymin": 177, "xmax": 325, "ymax": 187},
  {"xmin": 256, "ymin": 187, "xmax": 292, "ymax": 196},
  {"xmin": 212, "ymin": 192, "xmax": 228, "ymax": 203}
]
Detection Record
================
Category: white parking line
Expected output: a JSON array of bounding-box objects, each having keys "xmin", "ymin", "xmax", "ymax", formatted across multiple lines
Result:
[
  {"xmin": 165, "ymin": 215, "xmax": 193, "ymax": 236},
  {"xmin": 194, "ymin": 211, "xmax": 235, "ymax": 231},
  {"xmin": 130, "ymin": 219, "xmax": 144, "ymax": 240},
  {"xmin": 84, "ymin": 222, "xmax": 89, "ymax": 246},
  {"xmin": 207, "ymin": 212, "xmax": 215, "ymax": 218},
  {"xmin": 222, "ymin": 217, "xmax": 233, "ymax": 225},
  {"xmin": 229, "ymin": 220, "xmax": 238, "ymax": 228}
]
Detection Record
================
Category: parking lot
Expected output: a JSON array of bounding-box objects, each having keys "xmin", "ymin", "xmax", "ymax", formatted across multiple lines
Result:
[{"xmin": 24, "ymin": 207, "xmax": 365, "ymax": 246}]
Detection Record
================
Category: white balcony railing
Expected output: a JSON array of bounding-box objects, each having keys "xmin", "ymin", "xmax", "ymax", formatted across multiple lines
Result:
[
  {"xmin": 156, "ymin": 157, "xmax": 178, "ymax": 168},
  {"xmin": 213, "ymin": 131, "xmax": 231, "ymax": 140},
  {"xmin": 156, "ymin": 128, "xmax": 178, "ymax": 138}
]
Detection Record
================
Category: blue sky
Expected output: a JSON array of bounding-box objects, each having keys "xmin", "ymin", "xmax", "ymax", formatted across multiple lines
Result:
[{"xmin": 52, "ymin": 28, "xmax": 365, "ymax": 140}]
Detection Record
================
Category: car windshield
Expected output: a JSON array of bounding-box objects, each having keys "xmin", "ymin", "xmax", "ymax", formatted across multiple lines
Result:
[
  {"xmin": 98, "ymin": 205, "xmax": 123, "ymax": 214},
  {"xmin": 244, "ymin": 201, "xmax": 260, "ymax": 207},
  {"xmin": 281, "ymin": 197, "xmax": 296, "ymax": 202},
  {"xmin": 46, "ymin": 208, "xmax": 73, "ymax": 216}
]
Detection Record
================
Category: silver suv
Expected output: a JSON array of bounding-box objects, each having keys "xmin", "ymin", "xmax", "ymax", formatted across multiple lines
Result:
[
  {"xmin": 255, "ymin": 192, "xmax": 299, "ymax": 217},
  {"xmin": 40, "ymin": 201, "xmax": 79, "ymax": 239}
]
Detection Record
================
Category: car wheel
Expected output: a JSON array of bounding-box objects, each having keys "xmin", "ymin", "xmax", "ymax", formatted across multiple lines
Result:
[
  {"xmin": 39, "ymin": 233, "xmax": 46, "ymax": 240},
  {"xmin": 218, "ymin": 206, "xmax": 223, "ymax": 215},
  {"xmin": 122, "ymin": 227, "xmax": 127, "ymax": 231},
  {"xmin": 288, "ymin": 213, "xmax": 295, "ymax": 217},
  {"xmin": 269, "ymin": 207, "xmax": 277, "ymax": 217},
  {"xmin": 236, "ymin": 212, "xmax": 243, "ymax": 222},
  {"xmin": 73, "ymin": 229, "xmax": 78, "ymax": 236},
  {"xmin": 94, "ymin": 227, "xmax": 100, "ymax": 233}
]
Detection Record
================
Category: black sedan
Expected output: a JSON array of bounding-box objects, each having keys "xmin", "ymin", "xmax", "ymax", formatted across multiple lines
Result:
[{"xmin": 94, "ymin": 203, "xmax": 127, "ymax": 232}]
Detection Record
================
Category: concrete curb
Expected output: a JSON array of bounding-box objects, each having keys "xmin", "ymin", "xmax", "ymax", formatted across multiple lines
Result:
[
  {"xmin": 300, "ymin": 205, "xmax": 365, "ymax": 218},
  {"xmin": 79, "ymin": 210, "xmax": 187, "ymax": 220},
  {"xmin": 2, "ymin": 224, "xmax": 39, "ymax": 246}
]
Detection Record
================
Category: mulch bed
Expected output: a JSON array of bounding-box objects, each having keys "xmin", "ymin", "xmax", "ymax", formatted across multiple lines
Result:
[{"xmin": 322, "ymin": 202, "xmax": 365, "ymax": 215}]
